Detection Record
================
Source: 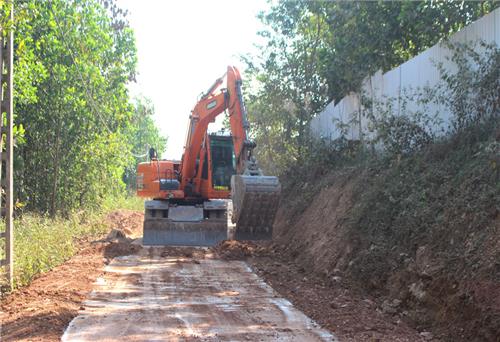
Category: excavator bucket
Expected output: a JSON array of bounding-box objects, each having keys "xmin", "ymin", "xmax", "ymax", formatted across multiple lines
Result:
[
  {"xmin": 142, "ymin": 200, "xmax": 228, "ymax": 246},
  {"xmin": 231, "ymin": 175, "xmax": 281, "ymax": 241}
]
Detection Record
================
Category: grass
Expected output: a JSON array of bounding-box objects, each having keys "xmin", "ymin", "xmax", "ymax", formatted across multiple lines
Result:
[
  {"xmin": 0, "ymin": 195, "xmax": 144, "ymax": 290},
  {"xmin": 11, "ymin": 212, "xmax": 107, "ymax": 287},
  {"xmin": 102, "ymin": 193, "xmax": 144, "ymax": 211}
]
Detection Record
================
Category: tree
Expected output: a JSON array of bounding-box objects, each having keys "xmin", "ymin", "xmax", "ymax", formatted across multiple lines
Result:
[
  {"xmin": 243, "ymin": 3, "xmax": 330, "ymax": 173},
  {"xmin": 123, "ymin": 96, "xmax": 167, "ymax": 191},
  {"xmin": 262, "ymin": 1, "xmax": 500, "ymax": 101},
  {"xmin": 11, "ymin": 0, "xmax": 138, "ymax": 215}
]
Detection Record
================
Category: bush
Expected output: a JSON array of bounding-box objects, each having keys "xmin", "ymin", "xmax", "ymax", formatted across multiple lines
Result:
[
  {"xmin": 438, "ymin": 42, "xmax": 500, "ymax": 133},
  {"xmin": 366, "ymin": 42, "xmax": 500, "ymax": 157}
]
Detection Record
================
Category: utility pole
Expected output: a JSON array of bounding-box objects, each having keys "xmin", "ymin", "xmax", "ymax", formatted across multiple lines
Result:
[{"xmin": 0, "ymin": 0, "xmax": 14, "ymax": 292}]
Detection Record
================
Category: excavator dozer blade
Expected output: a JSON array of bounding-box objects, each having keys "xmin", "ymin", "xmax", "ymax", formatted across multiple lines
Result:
[
  {"xmin": 231, "ymin": 175, "xmax": 281, "ymax": 241},
  {"xmin": 143, "ymin": 219, "xmax": 228, "ymax": 246},
  {"xmin": 142, "ymin": 201, "xmax": 228, "ymax": 246}
]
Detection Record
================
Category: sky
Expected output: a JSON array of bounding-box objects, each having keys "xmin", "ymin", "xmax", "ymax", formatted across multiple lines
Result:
[{"xmin": 117, "ymin": 0, "xmax": 268, "ymax": 159}]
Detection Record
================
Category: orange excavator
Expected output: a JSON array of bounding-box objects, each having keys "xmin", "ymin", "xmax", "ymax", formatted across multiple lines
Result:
[{"xmin": 136, "ymin": 66, "xmax": 281, "ymax": 246}]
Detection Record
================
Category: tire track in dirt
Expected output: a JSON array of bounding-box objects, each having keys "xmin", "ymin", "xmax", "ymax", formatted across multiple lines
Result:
[{"xmin": 62, "ymin": 246, "xmax": 336, "ymax": 341}]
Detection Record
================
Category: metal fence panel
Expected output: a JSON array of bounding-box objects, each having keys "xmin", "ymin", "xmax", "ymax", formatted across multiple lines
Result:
[{"xmin": 310, "ymin": 7, "xmax": 500, "ymax": 143}]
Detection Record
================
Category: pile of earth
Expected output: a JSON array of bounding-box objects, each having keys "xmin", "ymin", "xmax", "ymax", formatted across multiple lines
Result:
[{"xmin": 212, "ymin": 240, "xmax": 271, "ymax": 259}]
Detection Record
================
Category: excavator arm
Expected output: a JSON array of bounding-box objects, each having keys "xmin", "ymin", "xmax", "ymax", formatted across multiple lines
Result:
[
  {"xmin": 180, "ymin": 90, "xmax": 228, "ymax": 194},
  {"xmin": 180, "ymin": 66, "xmax": 260, "ymax": 195}
]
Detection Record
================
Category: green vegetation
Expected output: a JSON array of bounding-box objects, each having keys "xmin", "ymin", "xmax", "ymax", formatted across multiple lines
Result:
[
  {"xmin": 4, "ymin": 0, "xmax": 166, "ymax": 216},
  {"xmin": 271, "ymin": 37, "xmax": 499, "ymax": 340},
  {"xmin": 245, "ymin": 0, "xmax": 499, "ymax": 174},
  {"xmin": 123, "ymin": 96, "xmax": 168, "ymax": 192},
  {"xmin": 349, "ymin": 125, "xmax": 498, "ymax": 282},
  {"xmin": 0, "ymin": 0, "xmax": 162, "ymax": 289},
  {"xmin": 264, "ymin": 12, "xmax": 500, "ymax": 339},
  {"xmin": 10, "ymin": 212, "xmax": 107, "ymax": 287},
  {"xmin": 102, "ymin": 193, "xmax": 144, "ymax": 212},
  {"xmin": 349, "ymin": 40, "xmax": 499, "ymax": 291}
]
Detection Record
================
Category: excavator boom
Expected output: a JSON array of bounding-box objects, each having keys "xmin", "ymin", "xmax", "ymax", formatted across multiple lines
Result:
[{"xmin": 137, "ymin": 66, "xmax": 281, "ymax": 246}]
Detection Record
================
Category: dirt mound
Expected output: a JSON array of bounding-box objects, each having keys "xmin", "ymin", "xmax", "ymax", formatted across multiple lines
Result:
[
  {"xmin": 105, "ymin": 209, "xmax": 143, "ymax": 239},
  {"xmin": 103, "ymin": 241, "xmax": 142, "ymax": 260},
  {"xmin": 0, "ymin": 242, "xmax": 107, "ymax": 341},
  {"xmin": 212, "ymin": 240, "xmax": 271, "ymax": 259},
  {"xmin": 158, "ymin": 246, "xmax": 208, "ymax": 259}
]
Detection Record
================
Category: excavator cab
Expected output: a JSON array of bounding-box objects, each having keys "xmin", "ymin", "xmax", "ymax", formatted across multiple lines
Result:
[{"xmin": 209, "ymin": 134, "xmax": 235, "ymax": 191}]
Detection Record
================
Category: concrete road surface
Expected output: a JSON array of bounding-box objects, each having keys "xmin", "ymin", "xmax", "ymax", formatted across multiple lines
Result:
[{"xmin": 62, "ymin": 247, "xmax": 336, "ymax": 341}]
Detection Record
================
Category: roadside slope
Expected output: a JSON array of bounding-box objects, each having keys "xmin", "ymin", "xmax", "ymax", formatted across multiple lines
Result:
[{"xmin": 272, "ymin": 135, "xmax": 499, "ymax": 341}]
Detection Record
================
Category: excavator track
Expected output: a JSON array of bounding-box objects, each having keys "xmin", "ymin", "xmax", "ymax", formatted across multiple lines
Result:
[{"xmin": 231, "ymin": 175, "xmax": 281, "ymax": 240}]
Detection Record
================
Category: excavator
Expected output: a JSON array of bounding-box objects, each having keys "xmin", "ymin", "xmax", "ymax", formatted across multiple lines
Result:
[{"xmin": 136, "ymin": 66, "xmax": 281, "ymax": 246}]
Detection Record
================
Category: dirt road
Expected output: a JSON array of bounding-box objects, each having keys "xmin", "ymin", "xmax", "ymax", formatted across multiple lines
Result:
[
  {"xmin": 62, "ymin": 246, "xmax": 336, "ymax": 341},
  {"xmin": 1, "ymin": 210, "xmax": 427, "ymax": 341}
]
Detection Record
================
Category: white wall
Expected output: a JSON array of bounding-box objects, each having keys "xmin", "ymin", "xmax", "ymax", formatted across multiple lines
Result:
[{"xmin": 310, "ymin": 7, "xmax": 500, "ymax": 141}]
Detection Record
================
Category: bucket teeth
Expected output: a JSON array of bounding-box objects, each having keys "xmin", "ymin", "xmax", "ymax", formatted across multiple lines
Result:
[{"xmin": 231, "ymin": 175, "xmax": 281, "ymax": 241}]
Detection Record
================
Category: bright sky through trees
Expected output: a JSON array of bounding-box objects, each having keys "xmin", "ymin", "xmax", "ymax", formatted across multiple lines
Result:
[{"xmin": 117, "ymin": 0, "xmax": 268, "ymax": 158}]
